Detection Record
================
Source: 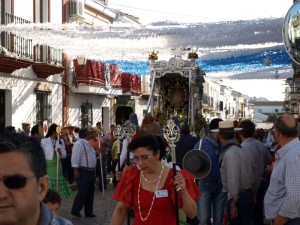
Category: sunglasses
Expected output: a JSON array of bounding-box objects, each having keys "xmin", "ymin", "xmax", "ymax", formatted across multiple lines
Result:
[{"xmin": 0, "ymin": 175, "xmax": 35, "ymax": 189}]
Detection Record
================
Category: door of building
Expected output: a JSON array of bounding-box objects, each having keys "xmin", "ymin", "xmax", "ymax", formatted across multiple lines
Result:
[{"xmin": 116, "ymin": 106, "xmax": 133, "ymax": 125}]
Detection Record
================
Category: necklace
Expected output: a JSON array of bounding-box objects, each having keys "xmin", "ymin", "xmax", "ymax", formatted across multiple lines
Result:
[
  {"xmin": 142, "ymin": 172, "xmax": 160, "ymax": 184},
  {"xmin": 138, "ymin": 163, "xmax": 164, "ymax": 222}
]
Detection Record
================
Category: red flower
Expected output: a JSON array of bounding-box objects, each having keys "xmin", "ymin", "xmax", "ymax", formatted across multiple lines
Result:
[{"xmin": 142, "ymin": 115, "xmax": 157, "ymax": 126}]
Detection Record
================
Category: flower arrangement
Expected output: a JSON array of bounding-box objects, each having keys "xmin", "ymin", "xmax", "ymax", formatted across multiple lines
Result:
[
  {"xmin": 142, "ymin": 113, "xmax": 157, "ymax": 126},
  {"xmin": 154, "ymin": 109, "xmax": 167, "ymax": 128},
  {"xmin": 188, "ymin": 52, "xmax": 198, "ymax": 60},
  {"xmin": 148, "ymin": 50, "xmax": 159, "ymax": 61}
]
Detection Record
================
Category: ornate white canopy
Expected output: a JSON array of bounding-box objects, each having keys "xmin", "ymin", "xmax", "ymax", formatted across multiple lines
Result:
[
  {"xmin": 149, "ymin": 57, "xmax": 199, "ymax": 77},
  {"xmin": 147, "ymin": 56, "xmax": 205, "ymax": 127}
]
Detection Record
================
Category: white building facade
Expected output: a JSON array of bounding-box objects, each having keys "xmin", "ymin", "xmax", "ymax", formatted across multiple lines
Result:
[{"xmin": 0, "ymin": 0, "xmax": 258, "ymax": 133}]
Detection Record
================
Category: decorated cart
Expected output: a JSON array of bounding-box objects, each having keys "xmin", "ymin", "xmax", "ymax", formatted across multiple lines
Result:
[{"xmin": 146, "ymin": 49, "xmax": 206, "ymax": 134}]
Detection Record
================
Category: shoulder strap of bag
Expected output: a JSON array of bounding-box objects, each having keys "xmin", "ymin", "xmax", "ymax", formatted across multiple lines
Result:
[{"xmin": 198, "ymin": 138, "xmax": 203, "ymax": 150}]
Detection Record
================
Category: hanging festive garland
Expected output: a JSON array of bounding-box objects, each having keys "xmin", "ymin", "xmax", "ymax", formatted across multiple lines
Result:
[{"xmin": 104, "ymin": 48, "xmax": 291, "ymax": 77}]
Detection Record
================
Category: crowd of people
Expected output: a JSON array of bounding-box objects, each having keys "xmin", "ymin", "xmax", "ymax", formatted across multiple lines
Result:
[
  {"xmin": 0, "ymin": 120, "xmax": 117, "ymax": 223},
  {"xmin": 0, "ymin": 113, "xmax": 300, "ymax": 225}
]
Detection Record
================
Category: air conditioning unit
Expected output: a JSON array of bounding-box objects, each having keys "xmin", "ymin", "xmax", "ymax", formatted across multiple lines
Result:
[{"xmin": 70, "ymin": 0, "xmax": 85, "ymax": 18}]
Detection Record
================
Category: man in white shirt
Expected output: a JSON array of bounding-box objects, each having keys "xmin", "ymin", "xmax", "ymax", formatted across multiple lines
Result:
[{"xmin": 71, "ymin": 128, "xmax": 97, "ymax": 218}]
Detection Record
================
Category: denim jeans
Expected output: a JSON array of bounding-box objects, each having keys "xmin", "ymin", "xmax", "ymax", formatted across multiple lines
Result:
[
  {"xmin": 197, "ymin": 180, "xmax": 226, "ymax": 225},
  {"xmin": 286, "ymin": 218, "xmax": 300, "ymax": 225},
  {"xmin": 71, "ymin": 168, "xmax": 96, "ymax": 216},
  {"xmin": 253, "ymin": 180, "xmax": 269, "ymax": 225}
]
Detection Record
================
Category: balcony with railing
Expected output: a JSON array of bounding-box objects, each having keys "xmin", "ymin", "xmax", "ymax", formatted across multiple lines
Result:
[
  {"xmin": 0, "ymin": 31, "xmax": 33, "ymax": 73},
  {"xmin": 1, "ymin": 32, "xmax": 33, "ymax": 59},
  {"xmin": 0, "ymin": 31, "xmax": 64, "ymax": 76},
  {"xmin": 0, "ymin": 31, "xmax": 64, "ymax": 77},
  {"xmin": 0, "ymin": 11, "xmax": 32, "ymax": 25},
  {"xmin": 71, "ymin": 59, "xmax": 141, "ymax": 96},
  {"xmin": 286, "ymin": 76, "xmax": 300, "ymax": 101},
  {"xmin": 32, "ymin": 44, "xmax": 64, "ymax": 78},
  {"xmin": 1, "ymin": 34, "xmax": 64, "ymax": 63},
  {"xmin": 0, "ymin": 12, "xmax": 64, "ymax": 77},
  {"xmin": 289, "ymin": 85, "xmax": 300, "ymax": 101}
]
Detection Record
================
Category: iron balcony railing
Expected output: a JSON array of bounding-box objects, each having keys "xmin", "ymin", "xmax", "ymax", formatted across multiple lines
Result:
[
  {"xmin": 0, "ymin": 31, "xmax": 63, "ymax": 66},
  {"xmin": 0, "ymin": 12, "xmax": 63, "ymax": 66},
  {"xmin": 289, "ymin": 85, "xmax": 300, "ymax": 93},
  {"xmin": 0, "ymin": 31, "xmax": 33, "ymax": 60},
  {"xmin": 34, "ymin": 44, "xmax": 64, "ymax": 66},
  {"xmin": 0, "ymin": 11, "xmax": 32, "ymax": 25}
]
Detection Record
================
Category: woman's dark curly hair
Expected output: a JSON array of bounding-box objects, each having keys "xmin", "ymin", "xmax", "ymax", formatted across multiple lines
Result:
[{"xmin": 127, "ymin": 135, "xmax": 166, "ymax": 160}]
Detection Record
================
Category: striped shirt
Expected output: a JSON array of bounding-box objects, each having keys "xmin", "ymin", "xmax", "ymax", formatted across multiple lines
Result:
[
  {"xmin": 264, "ymin": 138, "xmax": 300, "ymax": 219},
  {"xmin": 241, "ymin": 137, "xmax": 271, "ymax": 177}
]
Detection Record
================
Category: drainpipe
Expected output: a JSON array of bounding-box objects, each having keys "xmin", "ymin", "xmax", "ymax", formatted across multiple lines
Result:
[{"xmin": 62, "ymin": 54, "xmax": 70, "ymax": 127}]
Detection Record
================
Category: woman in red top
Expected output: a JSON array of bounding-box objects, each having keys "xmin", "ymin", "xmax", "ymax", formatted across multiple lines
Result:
[{"xmin": 110, "ymin": 135, "xmax": 199, "ymax": 225}]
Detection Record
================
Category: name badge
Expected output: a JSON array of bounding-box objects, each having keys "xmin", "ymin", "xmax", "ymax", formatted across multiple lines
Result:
[{"xmin": 155, "ymin": 189, "xmax": 168, "ymax": 198}]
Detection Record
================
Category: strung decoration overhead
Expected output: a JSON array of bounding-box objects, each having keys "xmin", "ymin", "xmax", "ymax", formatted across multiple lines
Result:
[
  {"xmin": 104, "ymin": 48, "xmax": 291, "ymax": 79},
  {"xmin": 0, "ymin": 18, "xmax": 291, "ymax": 79}
]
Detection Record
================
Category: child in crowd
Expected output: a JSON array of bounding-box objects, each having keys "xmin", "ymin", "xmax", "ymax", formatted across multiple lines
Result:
[{"xmin": 43, "ymin": 189, "xmax": 62, "ymax": 216}]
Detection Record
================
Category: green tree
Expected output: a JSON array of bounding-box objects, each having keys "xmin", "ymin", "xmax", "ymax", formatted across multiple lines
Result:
[{"xmin": 266, "ymin": 113, "xmax": 277, "ymax": 122}]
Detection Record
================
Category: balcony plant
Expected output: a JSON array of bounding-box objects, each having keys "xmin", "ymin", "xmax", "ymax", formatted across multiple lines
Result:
[{"xmin": 0, "ymin": 48, "xmax": 6, "ymax": 56}]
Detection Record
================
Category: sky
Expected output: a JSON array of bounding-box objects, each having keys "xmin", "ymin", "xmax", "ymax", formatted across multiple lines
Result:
[
  {"xmin": 221, "ymin": 79, "xmax": 286, "ymax": 101},
  {"xmin": 109, "ymin": 0, "xmax": 293, "ymax": 24}
]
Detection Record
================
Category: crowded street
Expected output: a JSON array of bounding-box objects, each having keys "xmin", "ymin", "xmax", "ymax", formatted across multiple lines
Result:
[
  {"xmin": 60, "ymin": 180, "xmax": 120, "ymax": 225},
  {"xmin": 1, "ymin": 1, "xmax": 300, "ymax": 225}
]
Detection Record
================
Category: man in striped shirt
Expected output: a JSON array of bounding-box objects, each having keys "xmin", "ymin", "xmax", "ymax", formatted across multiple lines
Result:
[
  {"xmin": 264, "ymin": 114, "xmax": 300, "ymax": 225},
  {"xmin": 238, "ymin": 119, "xmax": 271, "ymax": 225}
]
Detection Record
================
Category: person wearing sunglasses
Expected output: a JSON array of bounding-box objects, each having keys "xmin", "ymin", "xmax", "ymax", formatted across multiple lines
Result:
[
  {"xmin": 0, "ymin": 133, "xmax": 72, "ymax": 225},
  {"xmin": 110, "ymin": 135, "xmax": 200, "ymax": 225}
]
